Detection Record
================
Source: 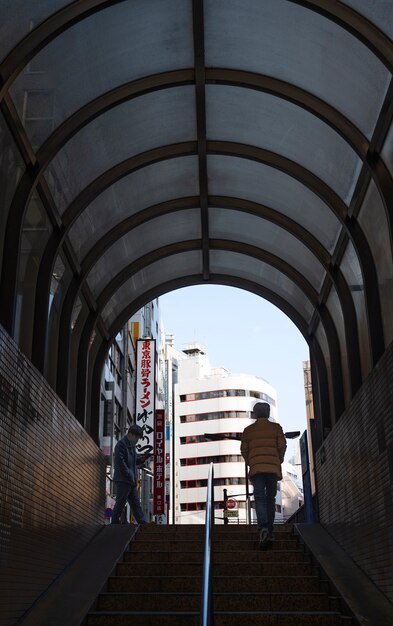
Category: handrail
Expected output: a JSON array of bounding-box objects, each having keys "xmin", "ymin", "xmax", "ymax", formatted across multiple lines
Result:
[{"xmin": 200, "ymin": 462, "xmax": 215, "ymax": 626}]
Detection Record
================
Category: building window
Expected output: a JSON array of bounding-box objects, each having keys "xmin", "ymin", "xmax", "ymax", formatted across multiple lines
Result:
[
  {"xmin": 250, "ymin": 390, "xmax": 276, "ymax": 406},
  {"xmin": 226, "ymin": 389, "xmax": 245, "ymax": 397},
  {"xmin": 103, "ymin": 400, "xmax": 112, "ymax": 437},
  {"xmin": 180, "ymin": 435, "xmax": 198, "ymax": 444},
  {"xmin": 109, "ymin": 343, "xmax": 123, "ymax": 386},
  {"xmin": 180, "ymin": 393, "xmax": 196, "ymax": 402},
  {"xmin": 180, "ymin": 432, "xmax": 241, "ymax": 444},
  {"xmin": 180, "ymin": 454, "xmax": 243, "ymax": 466},
  {"xmin": 114, "ymin": 400, "xmax": 122, "ymax": 429},
  {"xmin": 180, "ymin": 388, "xmax": 275, "ymax": 405},
  {"xmin": 180, "ymin": 501, "xmax": 226, "ymax": 512},
  {"xmin": 180, "ymin": 411, "xmax": 248, "ymax": 423},
  {"xmin": 180, "ymin": 477, "xmax": 246, "ymax": 489}
]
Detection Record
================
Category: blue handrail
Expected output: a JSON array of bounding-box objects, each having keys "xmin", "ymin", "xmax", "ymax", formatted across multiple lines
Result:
[{"xmin": 200, "ymin": 462, "xmax": 215, "ymax": 626}]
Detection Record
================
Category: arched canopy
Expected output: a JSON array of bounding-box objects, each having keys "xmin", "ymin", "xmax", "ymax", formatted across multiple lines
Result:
[{"xmin": 1, "ymin": 0, "xmax": 393, "ymax": 441}]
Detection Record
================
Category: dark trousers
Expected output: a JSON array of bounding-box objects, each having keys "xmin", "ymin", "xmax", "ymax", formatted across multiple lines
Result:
[
  {"xmin": 250, "ymin": 472, "xmax": 278, "ymax": 532},
  {"xmin": 111, "ymin": 481, "xmax": 145, "ymax": 525}
]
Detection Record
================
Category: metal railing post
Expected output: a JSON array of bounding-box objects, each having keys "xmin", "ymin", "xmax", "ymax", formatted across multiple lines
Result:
[
  {"xmin": 200, "ymin": 463, "xmax": 215, "ymax": 626},
  {"xmin": 245, "ymin": 461, "xmax": 252, "ymax": 525},
  {"xmin": 223, "ymin": 488, "xmax": 228, "ymax": 525}
]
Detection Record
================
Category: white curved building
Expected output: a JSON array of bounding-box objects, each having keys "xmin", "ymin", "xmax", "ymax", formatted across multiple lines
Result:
[{"xmin": 174, "ymin": 344, "xmax": 280, "ymax": 524}]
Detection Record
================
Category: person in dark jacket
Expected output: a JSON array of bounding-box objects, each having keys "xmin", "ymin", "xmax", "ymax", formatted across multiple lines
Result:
[
  {"xmin": 111, "ymin": 424, "xmax": 150, "ymax": 525},
  {"xmin": 241, "ymin": 402, "xmax": 286, "ymax": 548}
]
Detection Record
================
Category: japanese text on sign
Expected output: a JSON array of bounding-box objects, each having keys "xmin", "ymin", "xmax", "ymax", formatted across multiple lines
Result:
[
  {"xmin": 154, "ymin": 409, "xmax": 165, "ymax": 515},
  {"xmin": 135, "ymin": 339, "xmax": 155, "ymax": 456}
]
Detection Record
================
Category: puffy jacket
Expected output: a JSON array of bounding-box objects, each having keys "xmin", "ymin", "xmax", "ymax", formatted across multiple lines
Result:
[
  {"xmin": 113, "ymin": 435, "xmax": 138, "ymax": 485},
  {"xmin": 241, "ymin": 418, "xmax": 287, "ymax": 480}
]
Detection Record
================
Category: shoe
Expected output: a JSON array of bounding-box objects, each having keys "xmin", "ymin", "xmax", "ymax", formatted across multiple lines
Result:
[{"xmin": 259, "ymin": 527, "xmax": 269, "ymax": 549}]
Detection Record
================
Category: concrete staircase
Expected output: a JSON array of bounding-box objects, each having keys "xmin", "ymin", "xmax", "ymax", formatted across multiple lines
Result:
[{"xmin": 86, "ymin": 524, "xmax": 354, "ymax": 625}]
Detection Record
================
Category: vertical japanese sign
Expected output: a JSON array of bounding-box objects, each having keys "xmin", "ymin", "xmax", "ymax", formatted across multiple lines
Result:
[
  {"xmin": 154, "ymin": 409, "xmax": 165, "ymax": 515},
  {"xmin": 135, "ymin": 339, "xmax": 155, "ymax": 456}
]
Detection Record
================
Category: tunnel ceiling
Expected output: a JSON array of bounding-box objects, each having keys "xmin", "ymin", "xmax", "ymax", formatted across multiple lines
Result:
[{"xmin": 1, "ymin": 0, "xmax": 393, "ymax": 432}]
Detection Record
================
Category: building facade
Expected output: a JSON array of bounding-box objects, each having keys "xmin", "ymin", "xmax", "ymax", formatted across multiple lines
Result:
[
  {"xmin": 100, "ymin": 299, "xmax": 165, "ymax": 522},
  {"xmin": 173, "ymin": 344, "xmax": 281, "ymax": 524}
]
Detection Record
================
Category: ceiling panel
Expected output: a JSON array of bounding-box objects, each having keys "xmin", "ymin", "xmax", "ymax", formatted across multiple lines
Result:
[
  {"xmin": 209, "ymin": 249, "xmax": 315, "ymax": 323},
  {"xmin": 9, "ymin": 0, "xmax": 194, "ymax": 147},
  {"xmin": 209, "ymin": 207, "xmax": 326, "ymax": 291},
  {"xmin": 68, "ymin": 155, "xmax": 199, "ymax": 261},
  {"xmin": 101, "ymin": 250, "xmax": 203, "ymax": 328},
  {"xmin": 205, "ymin": 0, "xmax": 390, "ymax": 138},
  {"xmin": 86, "ymin": 209, "xmax": 202, "ymax": 298},
  {"xmin": 207, "ymin": 154, "xmax": 341, "ymax": 253},
  {"xmin": 206, "ymin": 85, "xmax": 363, "ymax": 206},
  {"xmin": 44, "ymin": 86, "xmax": 197, "ymax": 213}
]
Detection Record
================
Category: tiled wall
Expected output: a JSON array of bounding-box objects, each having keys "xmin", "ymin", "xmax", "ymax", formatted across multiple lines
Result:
[
  {"xmin": 316, "ymin": 339, "xmax": 393, "ymax": 602},
  {"xmin": 0, "ymin": 325, "xmax": 106, "ymax": 626}
]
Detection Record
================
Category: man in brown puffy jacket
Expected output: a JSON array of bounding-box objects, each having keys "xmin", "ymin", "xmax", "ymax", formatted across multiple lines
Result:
[{"xmin": 241, "ymin": 401, "xmax": 286, "ymax": 548}]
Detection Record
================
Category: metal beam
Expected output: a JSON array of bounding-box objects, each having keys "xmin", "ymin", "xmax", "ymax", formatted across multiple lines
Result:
[
  {"xmin": 208, "ymin": 141, "xmax": 385, "ymax": 365},
  {"xmin": 53, "ymin": 179, "xmax": 362, "ymax": 411},
  {"xmin": 0, "ymin": 1, "xmax": 129, "ymax": 99},
  {"xmin": 79, "ymin": 241, "xmax": 344, "ymax": 425},
  {"xmin": 86, "ymin": 272, "xmax": 328, "ymax": 438},
  {"xmin": 56, "ymin": 193, "xmax": 361, "ymax": 403},
  {"xmin": 85, "ymin": 239, "xmax": 319, "ymax": 327},
  {"xmin": 40, "ymin": 143, "xmax": 372, "ymax": 406},
  {"xmin": 64, "ymin": 142, "xmax": 197, "ymax": 228},
  {"xmin": 106, "ymin": 274, "xmax": 313, "ymax": 355},
  {"xmin": 2, "ymin": 0, "xmax": 392, "ymax": 106},
  {"xmin": 192, "ymin": 0, "xmax": 209, "ymax": 279},
  {"xmin": 36, "ymin": 71, "xmax": 195, "ymax": 171},
  {"xmin": 6, "ymin": 70, "xmax": 392, "ymax": 365},
  {"xmin": 205, "ymin": 69, "xmax": 368, "ymax": 158},
  {"xmin": 309, "ymin": 339, "xmax": 331, "ymax": 445},
  {"xmin": 290, "ymin": 0, "xmax": 393, "ymax": 71}
]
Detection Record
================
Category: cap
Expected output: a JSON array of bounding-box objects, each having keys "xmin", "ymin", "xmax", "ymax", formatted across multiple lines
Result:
[
  {"xmin": 252, "ymin": 402, "xmax": 270, "ymax": 418},
  {"xmin": 128, "ymin": 424, "xmax": 144, "ymax": 438}
]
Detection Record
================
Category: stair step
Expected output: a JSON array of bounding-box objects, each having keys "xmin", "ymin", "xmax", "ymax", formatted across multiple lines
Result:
[
  {"xmin": 125, "ymin": 550, "xmax": 204, "ymax": 563},
  {"xmin": 108, "ymin": 575, "xmax": 200, "ymax": 593},
  {"xmin": 87, "ymin": 524, "xmax": 353, "ymax": 626},
  {"xmin": 138, "ymin": 527, "xmax": 294, "ymax": 537},
  {"xmin": 139, "ymin": 527, "xmax": 295, "ymax": 536},
  {"xmin": 131, "ymin": 539, "xmax": 300, "ymax": 552},
  {"xmin": 132, "ymin": 538, "xmax": 300, "ymax": 550},
  {"xmin": 214, "ymin": 536, "xmax": 299, "ymax": 544},
  {"xmin": 116, "ymin": 561, "xmax": 317, "ymax": 577},
  {"xmin": 131, "ymin": 540, "xmax": 205, "ymax": 551},
  {"xmin": 126, "ymin": 550, "xmax": 309, "ymax": 563},
  {"xmin": 141, "ymin": 523, "xmax": 293, "ymax": 529},
  {"xmin": 97, "ymin": 591, "xmax": 338, "ymax": 611},
  {"xmin": 108, "ymin": 575, "xmax": 329, "ymax": 593},
  {"xmin": 86, "ymin": 610, "xmax": 351, "ymax": 625}
]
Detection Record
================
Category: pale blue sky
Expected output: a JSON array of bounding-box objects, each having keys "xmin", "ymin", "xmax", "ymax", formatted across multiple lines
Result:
[{"xmin": 160, "ymin": 285, "xmax": 310, "ymax": 456}]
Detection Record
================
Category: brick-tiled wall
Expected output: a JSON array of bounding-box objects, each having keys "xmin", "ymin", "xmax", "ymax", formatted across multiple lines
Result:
[
  {"xmin": 0, "ymin": 325, "xmax": 106, "ymax": 626},
  {"xmin": 316, "ymin": 339, "xmax": 393, "ymax": 603}
]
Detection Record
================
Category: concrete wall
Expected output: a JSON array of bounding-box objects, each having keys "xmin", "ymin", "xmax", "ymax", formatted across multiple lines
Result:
[
  {"xmin": 316, "ymin": 339, "xmax": 393, "ymax": 603},
  {"xmin": 0, "ymin": 325, "xmax": 106, "ymax": 626}
]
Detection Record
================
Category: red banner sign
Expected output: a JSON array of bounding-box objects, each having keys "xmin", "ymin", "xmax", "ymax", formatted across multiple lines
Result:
[{"xmin": 154, "ymin": 409, "xmax": 165, "ymax": 515}]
